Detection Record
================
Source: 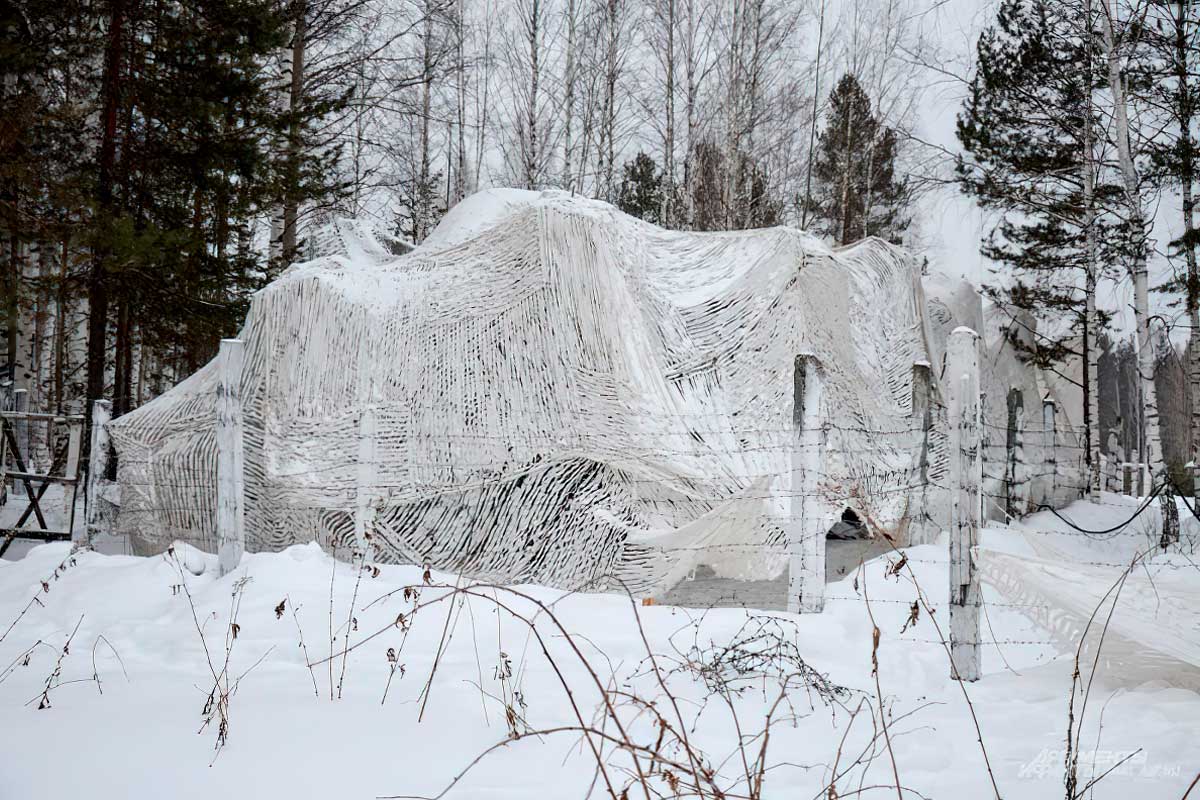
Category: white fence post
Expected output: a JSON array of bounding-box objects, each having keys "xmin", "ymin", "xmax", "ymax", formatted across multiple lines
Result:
[
  {"xmin": 1042, "ymin": 396, "xmax": 1056, "ymax": 506},
  {"xmin": 946, "ymin": 327, "xmax": 982, "ymax": 681},
  {"xmin": 1005, "ymin": 388, "xmax": 1023, "ymax": 518},
  {"xmin": 84, "ymin": 400, "xmax": 112, "ymax": 543},
  {"xmin": 355, "ymin": 405, "xmax": 378, "ymax": 560},
  {"xmin": 12, "ymin": 388, "xmax": 28, "ymax": 484},
  {"xmin": 63, "ymin": 416, "xmax": 83, "ymax": 540},
  {"xmin": 216, "ymin": 339, "xmax": 245, "ymax": 576},
  {"xmin": 911, "ymin": 361, "xmax": 933, "ymax": 543},
  {"xmin": 789, "ymin": 354, "xmax": 827, "ymax": 614}
]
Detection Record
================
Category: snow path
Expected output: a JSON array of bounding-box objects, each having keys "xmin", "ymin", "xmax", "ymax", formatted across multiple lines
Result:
[{"xmin": 0, "ymin": 520, "xmax": 1197, "ymax": 798}]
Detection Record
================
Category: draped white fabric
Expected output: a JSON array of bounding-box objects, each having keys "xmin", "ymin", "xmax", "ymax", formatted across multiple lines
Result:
[{"xmin": 107, "ymin": 189, "xmax": 1067, "ymax": 595}]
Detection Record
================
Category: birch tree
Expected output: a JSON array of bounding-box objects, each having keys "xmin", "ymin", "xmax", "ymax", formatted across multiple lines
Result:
[
  {"xmin": 1098, "ymin": 0, "xmax": 1164, "ymax": 475},
  {"xmin": 501, "ymin": 0, "xmax": 557, "ymax": 188}
]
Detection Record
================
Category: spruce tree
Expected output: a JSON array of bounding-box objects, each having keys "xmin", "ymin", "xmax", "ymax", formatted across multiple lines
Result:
[
  {"xmin": 957, "ymin": 0, "xmax": 1135, "ymax": 483},
  {"xmin": 956, "ymin": 0, "xmax": 1133, "ymax": 370},
  {"xmin": 86, "ymin": 0, "xmax": 317, "ymax": 410},
  {"xmin": 805, "ymin": 73, "xmax": 908, "ymax": 245},
  {"xmin": 617, "ymin": 152, "xmax": 663, "ymax": 223}
]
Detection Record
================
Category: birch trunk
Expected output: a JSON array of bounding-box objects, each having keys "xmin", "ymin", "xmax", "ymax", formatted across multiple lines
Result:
[
  {"xmin": 525, "ymin": 0, "xmax": 541, "ymax": 189},
  {"xmin": 800, "ymin": 0, "xmax": 825, "ymax": 231},
  {"xmin": 417, "ymin": 2, "xmax": 434, "ymax": 242},
  {"xmin": 1083, "ymin": 0, "xmax": 1101, "ymax": 500},
  {"xmin": 660, "ymin": 0, "xmax": 676, "ymax": 223},
  {"xmin": 1101, "ymin": 0, "xmax": 1162, "ymax": 472},
  {"xmin": 453, "ymin": 0, "xmax": 467, "ymax": 201},
  {"xmin": 682, "ymin": 0, "xmax": 699, "ymax": 226},
  {"xmin": 561, "ymin": 0, "xmax": 577, "ymax": 191}
]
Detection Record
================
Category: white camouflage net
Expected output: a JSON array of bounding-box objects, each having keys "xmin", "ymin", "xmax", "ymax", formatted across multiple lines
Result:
[{"xmin": 105, "ymin": 189, "xmax": 1085, "ymax": 595}]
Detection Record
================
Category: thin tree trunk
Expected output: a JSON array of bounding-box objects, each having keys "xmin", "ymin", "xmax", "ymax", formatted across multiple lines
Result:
[
  {"xmin": 1083, "ymin": 0, "xmax": 1101, "ymax": 500},
  {"xmin": 54, "ymin": 236, "xmax": 68, "ymax": 413},
  {"xmin": 87, "ymin": 0, "xmax": 126, "ymax": 420},
  {"xmin": 562, "ymin": 0, "xmax": 577, "ymax": 191},
  {"xmin": 681, "ymin": 0, "xmax": 701, "ymax": 228},
  {"xmin": 661, "ymin": 0, "xmax": 675, "ymax": 223},
  {"xmin": 1171, "ymin": 1, "xmax": 1200, "ymax": 491},
  {"xmin": 1100, "ymin": 0, "xmax": 1162, "ymax": 473},
  {"xmin": 417, "ymin": 1, "xmax": 434, "ymax": 242},
  {"xmin": 280, "ymin": 0, "xmax": 308, "ymax": 262},
  {"xmin": 455, "ymin": 0, "xmax": 468, "ymax": 200},
  {"xmin": 525, "ymin": 0, "xmax": 541, "ymax": 189},
  {"xmin": 723, "ymin": 0, "xmax": 742, "ymax": 229},
  {"xmin": 113, "ymin": 299, "xmax": 131, "ymax": 416},
  {"xmin": 800, "ymin": 0, "xmax": 825, "ymax": 231}
]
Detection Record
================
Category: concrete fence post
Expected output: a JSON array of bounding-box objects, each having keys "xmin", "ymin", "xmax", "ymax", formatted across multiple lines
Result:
[
  {"xmin": 911, "ymin": 361, "xmax": 933, "ymax": 542},
  {"xmin": 355, "ymin": 405, "xmax": 378, "ymax": 560},
  {"xmin": 85, "ymin": 400, "xmax": 113, "ymax": 542},
  {"xmin": 946, "ymin": 327, "xmax": 982, "ymax": 682},
  {"xmin": 1005, "ymin": 388, "xmax": 1024, "ymax": 518},
  {"xmin": 216, "ymin": 339, "xmax": 245, "ymax": 576},
  {"xmin": 789, "ymin": 354, "xmax": 828, "ymax": 613},
  {"xmin": 1042, "ymin": 396, "xmax": 1057, "ymax": 506}
]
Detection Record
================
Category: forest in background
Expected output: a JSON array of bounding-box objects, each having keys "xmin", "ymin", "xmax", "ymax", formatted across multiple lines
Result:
[
  {"xmin": 1, "ymin": 0, "xmax": 924, "ymax": 416},
  {"xmin": 2, "ymin": 0, "xmax": 1200, "ymax": 487}
]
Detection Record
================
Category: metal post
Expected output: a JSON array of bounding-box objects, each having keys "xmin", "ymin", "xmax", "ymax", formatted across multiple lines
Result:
[
  {"xmin": 789, "ymin": 354, "xmax": 828, "ymax": 613},
  {"xmin": 216, "ymin": 339, "xmax": 245, "ymax": 576},
  {"xmin": 947, "ymin": 327, "xmax": 981, "ymax": 681}
]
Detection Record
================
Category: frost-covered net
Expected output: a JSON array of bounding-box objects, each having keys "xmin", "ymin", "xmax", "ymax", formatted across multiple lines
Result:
[{"xmin": 105, "ymin": 189, "xmax": 1084, "ymax": 595}]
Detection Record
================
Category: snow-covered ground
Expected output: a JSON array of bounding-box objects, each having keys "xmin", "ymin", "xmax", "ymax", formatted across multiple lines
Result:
[{"xmin": 1, "ymin": 497, "xmax": 1197, "ymax": 798}]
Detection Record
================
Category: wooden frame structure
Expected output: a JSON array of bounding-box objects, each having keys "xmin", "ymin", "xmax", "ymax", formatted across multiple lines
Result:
[{"xmin": 0, "ymin": 411, "xmax": 84, "ymax": 557}]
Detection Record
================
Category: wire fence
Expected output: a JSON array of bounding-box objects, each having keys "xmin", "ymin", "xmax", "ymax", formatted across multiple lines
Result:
[{"xmin": 8, "ymin": 389, "xmax": 1197, "ymax": 621}]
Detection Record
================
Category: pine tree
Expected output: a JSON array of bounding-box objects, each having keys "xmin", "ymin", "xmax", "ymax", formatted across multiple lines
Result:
[
  {"xmin": 616, "ymin": 152, "xmax": 663, "ymax": 224},
  {"xmin": 84, "ymin": 0, "xmax": 313, "ymax": 412},
  {"xmin": 957, "ymin": 0, "xmax": 1137, "ymax": 491},
  {"xmin": 958, "ymin": 0, "xmax": 1104, "ymax": 361},
  {"xmin": 805, "ymin": 73, "xmax": 908, "ymax": 245}
]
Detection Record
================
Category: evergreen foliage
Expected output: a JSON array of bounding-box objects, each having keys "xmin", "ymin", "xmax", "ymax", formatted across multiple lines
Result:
[
  {"xmin": 956, "ymin": 0, "xmax": 1131, "ymax": 371},
  {"xmin": 0, "ymin": 0, "xmax": 348, "ymax": 414},
  {"xmin": 617, "ymin": 151, "xmax": 662, "ymax": 223},
  {"xmin": 805, "ymin": 73, "xmax": 908, "ymax": 245}
]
